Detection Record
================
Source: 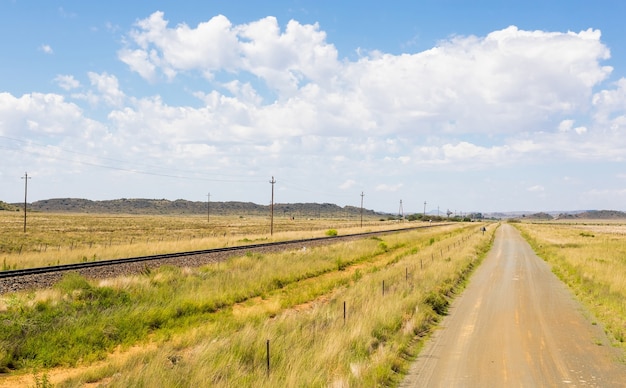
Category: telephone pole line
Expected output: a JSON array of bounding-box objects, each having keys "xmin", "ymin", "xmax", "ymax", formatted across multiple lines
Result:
[
  {"xmin": 21, "ymin": 172, "xmax": 31, "ymax": 233},
  {"xmin": 270, "ymin": 176, "xmax": 276, "ymax": 235},
  {"xmin": 360, "ymin": 191, "xmax": 364, "ymax": 228}
]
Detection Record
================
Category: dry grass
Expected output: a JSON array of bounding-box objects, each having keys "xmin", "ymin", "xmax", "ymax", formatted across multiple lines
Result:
[
  {"xmin": 0, "ymin": 222, "xmax": 495, "ymax": 387},
  {"xmin": 0, "ymin": 212, "xmax": 415, "ymax": 270}
]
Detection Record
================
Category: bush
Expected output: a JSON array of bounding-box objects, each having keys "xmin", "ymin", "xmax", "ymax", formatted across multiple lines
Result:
[{"xmin": 325, "ymin": 229, "xmax": 338, "ymax": 237}]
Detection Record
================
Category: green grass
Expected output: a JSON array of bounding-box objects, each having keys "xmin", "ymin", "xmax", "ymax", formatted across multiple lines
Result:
[{"xmin": 0, "ymin": 222, "xmax": 495, "ymax": 387}]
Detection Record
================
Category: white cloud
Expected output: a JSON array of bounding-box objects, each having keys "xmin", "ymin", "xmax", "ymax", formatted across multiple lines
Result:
[
  {"xmin": 527, "ymin": 185, "xmax": 545, "ymax": 192},
  {"xmin": 88, "ymin": 72, "xmax": 125, "ymax": 107},
  {"xmin": 119, "ymin": 12, "xmax": 240, "ymax": 81},
  {"xmin": 54, "ymin": 75, "xmax": 81, "ymax": 91},
  {"xmin": 375, "ymin": 183, "xmax": 404, "ymax": 192},
  {"xmin": 0, "ymin": 92, "xmax": 91, "ymax": 136},
  {"xmin": 583, "ymin": 188, "xmax": 626, "ymax": 203},
  {"xmin": 117, "ymin": 48, "xmax": 157, "ymax": 81},
  {"xmin": 558, "ymin": 120, "xmax": 574, "ymax": 132},
  {"xmin": 558, "ymin": 119, "xmax": 587, "ymax": 134},
  {"xmin": 4, "ymin": 16, "xmax": 626, "ymax": 212},
  {"xmin": 339, "ymin": 179, "xmax": 356, "ymax": 190},
  {"xmin": 39, "ymin": 44, "xmax": 53, "ymax": 54},
  {"xmin": 118, "ymin": 17, "xmax": 614, "ymax": 144}
]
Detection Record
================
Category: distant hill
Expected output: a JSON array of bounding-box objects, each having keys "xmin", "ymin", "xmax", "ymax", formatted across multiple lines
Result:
[
  {"xmin": 21, "ymin": 198, "xmax": 386, "ymax": 218},
  {"xmin": 557, "ymin": 210, "xmax": 626, "ymax": 220},
  {"xmin": 0, "ymin": 200, "xmax": 19, "ymax": 211},
  {"xmin": 526, "ymin": 212, "xmax": 553, "ymax": 220}
]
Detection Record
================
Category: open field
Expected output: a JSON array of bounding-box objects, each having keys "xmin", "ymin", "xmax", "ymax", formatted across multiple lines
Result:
[
  {"xmin": 0, "ymin": 221, "xmax": 494, "ymax": 387},
  {"xmin": 514, "ymin": 221, "xmax": 626, "ymax": 348},
  {"xmin": 1, "ymin": 212, "xmax": 421, "ymax": 271}
]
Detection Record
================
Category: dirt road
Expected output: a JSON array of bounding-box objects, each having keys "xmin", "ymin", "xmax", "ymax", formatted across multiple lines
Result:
[{"xmin": 401, "ymin": 223, "xmax": 626, "ymax": 387}]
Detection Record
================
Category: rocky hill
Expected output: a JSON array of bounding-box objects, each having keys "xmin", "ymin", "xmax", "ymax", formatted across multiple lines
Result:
[
  {"xmin": 557, "ymin": 210, "xmax": 626, "ymax": 219},
  {"xmin": 18, "ymin": 198, "xmax": 386, "ymax": 218}
]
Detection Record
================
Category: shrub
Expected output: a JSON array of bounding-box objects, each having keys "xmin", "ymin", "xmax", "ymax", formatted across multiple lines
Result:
[{"xmin": 325, "ymin": 229, "xmax": 338, "ymax": 237}]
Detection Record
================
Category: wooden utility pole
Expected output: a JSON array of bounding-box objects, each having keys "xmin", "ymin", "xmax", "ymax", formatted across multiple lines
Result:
[
  {"xmin": 360, "ymin": 191, "xmax": 364, "ymax": 228},
  {"xmin": 21, "ymin": 172, "xmax": 31, "ymax": 233},
  {"xmin": 423, "ymin": 201, "xmax": 427, "ymax": 218},
  {"xmin": 270, "ymin": 176, "xmax": 276, "ymax": 235}
]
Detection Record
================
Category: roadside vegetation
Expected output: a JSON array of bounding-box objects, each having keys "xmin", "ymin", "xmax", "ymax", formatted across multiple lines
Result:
[
  {"xmin": 0, "ymin": 221, "xmax": 494, "ymax": 387},
  {"xmin": 515, "ymin": 221, "xmax": 626, "ymax": 347}
]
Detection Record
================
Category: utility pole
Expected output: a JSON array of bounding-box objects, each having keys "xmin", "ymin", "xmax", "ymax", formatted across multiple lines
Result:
[
  {"xmin": 423, "ymin": 201, "xmax": 427, "ymax": 218},
  {"xmin": 270, "ymin": 176, "xmax": 276, "ymax": 235},
  {"xmin": 399, "ymin": 199, "xmax": 404, "ymax": 220},
  {"xmin": 206, "ymin": 193, "xmax": 210, "ymax": 223},
  {"xmin": 360, "ymin": 191, "xmax": 364, "ymax": 228},
  {"xmin": 21, "ymin": 172, "xmax": 31, "ymax": 233}
]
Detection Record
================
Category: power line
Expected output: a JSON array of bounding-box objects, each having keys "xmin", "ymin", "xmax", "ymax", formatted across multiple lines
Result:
[{"xmin": 0, "ymin": 135, "xmax": 266, "ymax": 183}]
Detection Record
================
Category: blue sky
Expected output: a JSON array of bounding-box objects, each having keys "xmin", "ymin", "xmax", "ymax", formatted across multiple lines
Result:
[{"xmin": 2, "ymin": 1, "xmax": 626, "ymax": 214}]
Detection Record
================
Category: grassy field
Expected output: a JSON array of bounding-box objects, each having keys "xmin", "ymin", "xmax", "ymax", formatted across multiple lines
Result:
[
  {"xmin": 0, "ymin": 211, "xmax": 417, "ymax": 271},
  {"xmin": 0, "ymin": 218, "xmax": 494, "ymax": 387},
  {"xmin": 514, "ymin": 221, "xmax": 626, "ymax": 348}
]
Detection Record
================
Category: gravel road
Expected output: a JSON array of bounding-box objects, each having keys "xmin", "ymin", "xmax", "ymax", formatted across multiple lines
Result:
[{"xmin": 401, "ymin": 223, "xmax": 626, "ymax": 387}]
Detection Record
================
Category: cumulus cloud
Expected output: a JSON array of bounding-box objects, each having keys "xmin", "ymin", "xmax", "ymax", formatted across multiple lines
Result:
[
  {"xmin": 118, "ymin": 12, "xmax": 240, "ymax": 81},
  {"xmin": 117, "ymin": 15, "xmax": 614, "ymax": 143},
  {"xmin": 0, "ymin": 93, "xmax": 87, "ymax": 135},
  {"xmin": 592, "ymin": 77, "xmax": 626, "ymax": 132},
  {"xmin": 558, "ymin": 119, "xmax": 587, "ymax": 134},
  {"xmin": 54, "ymin": 75, "xmax": 81, "ymax": 91},
  {"xmin": 88, "ymin": 72, "xmax": 125, "ymax": 107}
]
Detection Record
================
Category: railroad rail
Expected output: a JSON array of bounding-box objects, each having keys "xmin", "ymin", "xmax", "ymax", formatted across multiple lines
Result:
[{"xmin": 0, "ymin": 224, "xmax": 448, "ymax": 293}]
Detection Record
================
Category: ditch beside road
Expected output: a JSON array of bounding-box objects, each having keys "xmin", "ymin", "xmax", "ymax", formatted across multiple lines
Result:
[{"xmin": 401, "ymin": 223, "xmax": 626, "ymax": 387}]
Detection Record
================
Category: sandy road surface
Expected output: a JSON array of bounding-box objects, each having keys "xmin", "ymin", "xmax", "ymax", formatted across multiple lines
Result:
[{"xmin": 402, "ymin": 223, "xmax": 626, "ymax": 387}]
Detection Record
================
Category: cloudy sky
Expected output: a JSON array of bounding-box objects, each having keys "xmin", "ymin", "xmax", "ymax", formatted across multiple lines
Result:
[{"xmin": 2, "ymin": 1, "xmax": 626, "ymax": 214}]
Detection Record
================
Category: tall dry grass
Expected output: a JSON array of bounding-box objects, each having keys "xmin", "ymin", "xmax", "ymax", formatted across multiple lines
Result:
[{"xmin": 0, "ymin": 222, "xmax": 497, "ymax": 387}]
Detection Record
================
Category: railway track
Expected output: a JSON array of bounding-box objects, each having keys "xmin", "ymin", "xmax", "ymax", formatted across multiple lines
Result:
[{"xmin": 1, "ymin": 224, "xmax": 447, "ymax": 294}]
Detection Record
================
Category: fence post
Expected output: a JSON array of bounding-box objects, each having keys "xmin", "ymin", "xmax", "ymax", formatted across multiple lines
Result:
[{"xmin": 266, "ymin": 339, "xmax": 270, "ymax": 377}]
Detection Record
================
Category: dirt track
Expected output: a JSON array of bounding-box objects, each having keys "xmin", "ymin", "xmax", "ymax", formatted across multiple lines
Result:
[{"xmin": 401, "ymin": 223, "xmax": 626, "ymax": 387}]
